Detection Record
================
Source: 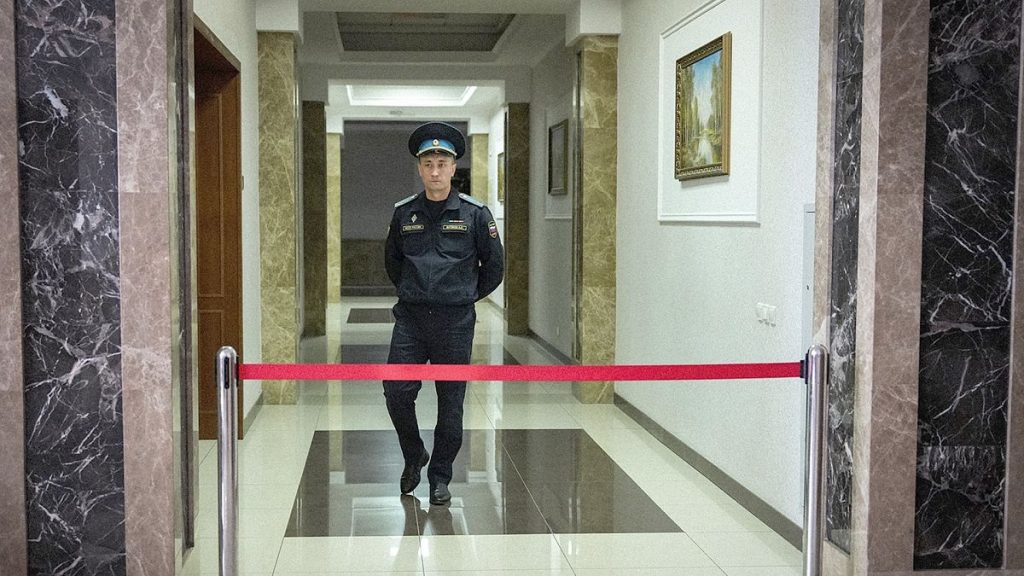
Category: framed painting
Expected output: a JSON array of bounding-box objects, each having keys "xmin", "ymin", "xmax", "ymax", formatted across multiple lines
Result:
[
  {"xmin": 674, "ymin": 32, "xmax": 731, "ymax": 180},
  {"xmin": 497, "ymin": 152, "xmax": 505, "ymax": 203},
  {"xmin": 548, "ymin": 119, "xmax": 568, "ymax": 195}
]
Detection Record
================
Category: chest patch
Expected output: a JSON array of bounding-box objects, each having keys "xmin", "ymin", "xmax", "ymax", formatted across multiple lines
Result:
[
  {"xmin": 401, "ymin": 223, "xmax": 425, "ymax": 233},
  {"xmin": 442, "ymin": 223, "xmax": 469, "ymax": 233}
]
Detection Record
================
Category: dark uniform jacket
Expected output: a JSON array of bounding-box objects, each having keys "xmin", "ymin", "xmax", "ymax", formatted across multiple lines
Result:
[{"xmin": 385, "ymin": 190, "xmax": 504, "ymax": 306}]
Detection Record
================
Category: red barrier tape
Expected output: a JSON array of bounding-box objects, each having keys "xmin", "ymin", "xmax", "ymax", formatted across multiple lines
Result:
[{"xmin": 239, "ymin": 362, "xmax": 803, "ymax": 382}]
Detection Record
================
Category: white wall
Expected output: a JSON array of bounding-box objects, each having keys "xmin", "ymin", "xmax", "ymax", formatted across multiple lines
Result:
[
  {"xmin": 487, "ymin": 110, "xmax": 506, "ymax": 309},
  {"xmin": 615, "ymin": 0, "xmax": 819, "ymax": 524},
  {"xmin": 527, "ymin": 44, "xmax": 575, "ymax": 355},
  {"xmin": 193, "ymin": 0, "xmax": 263, "ymax": 417}
]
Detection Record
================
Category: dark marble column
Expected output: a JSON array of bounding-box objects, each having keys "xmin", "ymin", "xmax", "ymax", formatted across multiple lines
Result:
[
  {"xmin": 15, "ymin": 1, "xmax": 127, "ymax": 573},
  {"xmin": 825, "ymin": 0, "xmax": 864, "ymax": 554},
  {"xmin": 504, "ymin": 103, "xmax": 530, "ymax": 336},
  {"xmin": 914, "ymin": 0, "xmax": 1021, "ymax": 569},
  {"xmin": 303, "ymin": 100, "xmax": 327, "ymax": 338}
]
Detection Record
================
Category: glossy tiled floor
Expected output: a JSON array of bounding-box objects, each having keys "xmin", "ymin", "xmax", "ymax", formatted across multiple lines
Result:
[{"xmin": 184, "ymin": 297, "xmax": 801, "ymax": 575}]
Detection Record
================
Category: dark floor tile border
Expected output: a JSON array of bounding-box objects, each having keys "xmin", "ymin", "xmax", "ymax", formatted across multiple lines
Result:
[
  {"xmin": 527, "ymin": 329, "xmax": 577, "ymax": 365},
  {"xmin": 341, "ymin": 286, "xmax": 396, "ymax": 297},
  {"xmin": 614, "ymin": 393, "xmax": 803, "ymax": 550}
]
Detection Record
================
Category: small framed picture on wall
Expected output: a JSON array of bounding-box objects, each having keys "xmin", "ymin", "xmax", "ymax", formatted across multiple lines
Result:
[{"xmin": 548, "ymin": 119, "xmax": 568, "ymax": 195}]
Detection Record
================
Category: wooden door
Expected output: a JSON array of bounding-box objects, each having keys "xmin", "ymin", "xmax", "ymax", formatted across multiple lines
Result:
[{"xmin": 196, "ymin": 31, "xmax": 242, "ymax": 440}]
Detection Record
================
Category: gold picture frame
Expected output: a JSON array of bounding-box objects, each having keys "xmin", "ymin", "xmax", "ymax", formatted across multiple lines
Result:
[
  {"xmin": 674, "ymin": 32, "xmax": 731, "ymax": 181},
  {"xmin": 497, "ymin": 152, "xmax": 506, "ymax": 203},
  {"xmin": 547, "ymin": 119, "xmax": 568, "ymax": 195}
]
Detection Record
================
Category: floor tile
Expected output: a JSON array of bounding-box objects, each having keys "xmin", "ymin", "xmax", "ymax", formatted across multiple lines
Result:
[
  {"xmin": 274, "ymin": 536, "xmax": 423, "ymax": 572},
  {"xmin": 196, "ymin": 506, "xmax": 293, "ymax": 540},
  {"xmin": 420, "ymin": 534, "xmax": 572, "ymax": 572},
  {"xmin": 426, "ymin": 571, "xmax": 575, "ymax": 576},
  {"xmin": 555, "ymin": 533, "xmax": 718, "ymax": 569},
  {"xmin": 527, "ymin": 480, "xmax": 681, "ymax": 534},
  {"xmin": 188, "ymin": 536, "xmax": 284, "ymax": 575},
  {"xmin": 637, "ymin": 480, "xmax": 772, "ymax": 533},
  {"xmin": 183, "ymin": 298, "xmax": 802, "ymax": 576},
  {"xmin": 481, "ymin": 404, "xmax": 579, "ymax": 429},
  {"xmin": 577, "ymin": 565, "xmax": 729, "ymax": 569},
  {"xmin": 723, "ymin": 567, "xmax": 802, "ymax": 576},
  {"xmin": 560, "ymin": 403, "xmax": 644, "ymax": 430},
  {"xmin": 687, "ymin": 531, "xmax": 802, "ymax": 567}
]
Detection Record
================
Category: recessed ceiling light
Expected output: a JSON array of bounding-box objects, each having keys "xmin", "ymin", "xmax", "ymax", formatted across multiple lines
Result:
[{"xmin": 346, "ymin": 85, "xmax": 477, "ymax": 107}]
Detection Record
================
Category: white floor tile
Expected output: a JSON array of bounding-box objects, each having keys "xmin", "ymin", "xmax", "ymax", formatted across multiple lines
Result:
[
  {"xmin": 575, "ymin": 569, "xmax": 725, "ymax": 576},
  {"xmin": 723, "ymin": 567, "xmax": 802, "ymax": 576},
  {"xmin": 554, "ymin": 533, "xmax": 718, "ymax": 569},
  {"xmin": 639, "ymin": 482, "xmax": 771, "ymax": 533},
  {"xmin": 317, "ymin": 404, "xmax": 399, "ymax": 430},
  {"xmin": 187, "ymin": 537, "xmax": 284, "ymax": 575},
  {"xmin": 559, "ymin": 404, "xmax": 644, "ymax": 430},
  {"xmin": 247, "ymin": 405, "xmax": 324, "ymax": 432},
  {"xmin": 687, "ymin": 531, "xmax": 802, "ymax": 567},
  {"xmin": 274, "ymin": 536, "xmax": 423, "ymax": 572},
  {"xmin": 421, "ymin": 535, "xmax": 572, "ymax": 572},
  {"xmin": 425, "ymin": 565, "xmax": 577, "ymax": 569},
  {"xmin": 198, "ymin": 482, "xmax": 300, "ymax": 511},
  {"xmin": 479, "ymin": 404, "xmax": 579, "ymax": 429},
  {"xmin": 195, "ymin": 506, "xmax": 293, "ymax": 540}
]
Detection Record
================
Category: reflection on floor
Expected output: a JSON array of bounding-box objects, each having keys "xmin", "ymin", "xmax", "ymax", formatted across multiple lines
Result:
[
  {"xmin": 184, "ymin": 297, "xmax": 802, "ymax": 575},
  {"xmin": 287, "ymin": 429, "xmax": 680, "ymax": 537}
]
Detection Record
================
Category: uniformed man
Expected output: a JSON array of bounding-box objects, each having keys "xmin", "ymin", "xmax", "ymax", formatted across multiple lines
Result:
[{"xmin": 384, "ymin": 121, "xmax": 504, "ymax": 506}]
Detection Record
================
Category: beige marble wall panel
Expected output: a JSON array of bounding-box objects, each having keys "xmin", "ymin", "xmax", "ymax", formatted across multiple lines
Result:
[
  {"xmin": 850, "ymin": 0, "xmax": 929, "ymax": 573},
  {"xmin": 574, "ymin": 287, "xmax": 616, "ymax": 403},
  {"xmin": 302, "ymin": 101, "xmax": 327, "ymax": 337},
  {"xmin": 327, "ymin": 133, "xmax": 342, "ymax": 305},
  {"xmin": 1007, "ymin": 32, "xmax": 1024, "ymax": 569},
  {"xmin": 259, "ymin": 32, "xmax": 298, "ymax": 403},
  {"xmin": 470, "ymin": 134, "xmax": 489, "ymax": 204},
  {"xmin": 116, "ymin": 0, "xmax": 178, "ymax": 573},
  {"xmin": 574, "ymin": 37, "xmax": 617, "ymax": 404},
  {"xmin": 0, "ymin": 1, "xmax": 26, "ymax": 571},
  {"xmin": 814, "ymin": 0, "xmax": 838, "ymax": 356},
  {"xmin": 505, "ymin": 104, "xmax": 531, "ymax": 335},
  {"xmin": 342, "ymin": 240, "xmax": 390, "ymax": 286}
]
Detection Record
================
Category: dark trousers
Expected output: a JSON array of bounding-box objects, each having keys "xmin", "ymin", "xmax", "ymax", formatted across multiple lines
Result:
[{"xmin": 384, "ymin": 301, "xmax": 475, "ymax": 487}]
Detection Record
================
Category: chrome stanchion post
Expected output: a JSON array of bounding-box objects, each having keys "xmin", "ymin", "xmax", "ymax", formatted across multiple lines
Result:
[
  {"xmin": 803, "ymin": 345, "xmax": 828, "ymax": 576},
  {"xmin": 216, "ymin": 346, "xmax": 239, "ymax": 576}
]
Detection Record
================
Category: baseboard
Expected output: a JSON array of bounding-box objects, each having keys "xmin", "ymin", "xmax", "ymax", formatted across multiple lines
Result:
[
  {"xmin": 526, "ymin": 329, "xmax": 577, "ymax": 365},
  {"xmin": 614, "ymin": 393, "xmax": 803, "ymax": 550},
  {"xmin": 242, "ymin": 392, "xmax": 264, "ymax": 437}
]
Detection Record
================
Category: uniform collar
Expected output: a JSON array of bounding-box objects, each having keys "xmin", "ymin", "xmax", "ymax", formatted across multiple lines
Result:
[{"xmin": 412, "ymin": 189, "xmax": 462, "ymax": 213}]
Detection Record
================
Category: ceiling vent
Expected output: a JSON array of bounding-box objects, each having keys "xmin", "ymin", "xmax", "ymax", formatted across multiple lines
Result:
[{"xmin": 336, "ymin": 12, "xmax": 515, "ymax": 52}]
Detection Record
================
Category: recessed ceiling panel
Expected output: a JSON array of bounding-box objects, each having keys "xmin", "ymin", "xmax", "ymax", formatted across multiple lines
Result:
[{"xmin": 337, "ymin": 12, "xmax": 514, "ymax": 52}]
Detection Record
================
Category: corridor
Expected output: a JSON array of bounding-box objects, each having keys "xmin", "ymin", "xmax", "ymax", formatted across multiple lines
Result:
[{"xmin": 183, "ymin": 298, "xmax": 801, "ymax": 575}]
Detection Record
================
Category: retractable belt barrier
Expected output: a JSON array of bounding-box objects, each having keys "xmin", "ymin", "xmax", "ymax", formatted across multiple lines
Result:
[
  {"xmin": 239, "ymin": 361, "xmax": 803, "ymax": 382},
  {"xmin": 215, "ymin": 346, "xmax": 829, "ymax": 576}
]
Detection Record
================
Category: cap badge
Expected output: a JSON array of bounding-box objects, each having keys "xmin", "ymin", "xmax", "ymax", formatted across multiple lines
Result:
[{"xmin": 432, "ymin": 139, "xmax": 440, "ymax": 146}]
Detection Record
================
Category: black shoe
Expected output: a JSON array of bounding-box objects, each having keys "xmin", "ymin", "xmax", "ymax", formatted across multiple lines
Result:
[
  {"xmin": 400, "ymin": 451, "xmax": 429, "ymax": 494},
  {"xmin": 429, "ymin": 483, "xmax": 451, "ymax": 506}
]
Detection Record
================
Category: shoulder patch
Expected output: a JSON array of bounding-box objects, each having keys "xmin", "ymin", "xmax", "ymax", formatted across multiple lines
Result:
[
  {"xmin": 394, "ymin": 194, "xmax": 417, "ymax": 208},
  {"xmin": 458, "ymin": 193, "xmax": 484, "ymax": 208}
]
